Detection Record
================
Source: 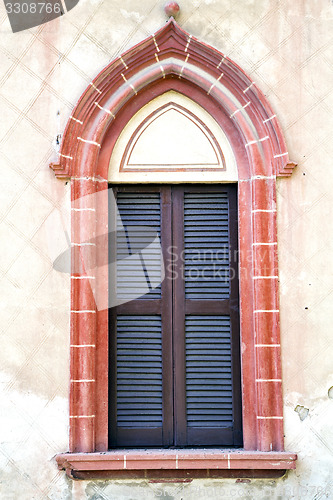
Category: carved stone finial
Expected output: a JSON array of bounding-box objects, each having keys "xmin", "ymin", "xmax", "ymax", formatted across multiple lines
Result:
[{"xmin": 164, "ymin": 1, "xmax": 180, "ymax": 18}]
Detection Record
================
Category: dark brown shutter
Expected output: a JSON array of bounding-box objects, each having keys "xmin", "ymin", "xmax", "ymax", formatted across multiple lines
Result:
[
  {"xmin": 173, "ymin": 186, "xmax": 242, "ymax": 446},
  {"xmin": 184, "ymin": 192, "xmax": 230, "ymax": 300},
  {"xmin": 116, "ymin": 315, "xmax": 163, "ymax": 427},
  {"xmin": 109, "ymin": 185, "xmax": 242, "ymax": 448},
  {"xmin": 115, "ymin": 191, "xmax": 162, "ymax": 301},
  {"xmin": 185, "ymin": 315, "xmax": 233, "ymax": 426},
  {"xmin": 109, "ymin": 187, "xmax": 173, "ymax": 448}
]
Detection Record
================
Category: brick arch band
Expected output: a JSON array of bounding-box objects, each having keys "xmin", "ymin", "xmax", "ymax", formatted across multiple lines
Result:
[{"xmin": 51, "ymin": 19, "xmax": 296, "ymax": 457}]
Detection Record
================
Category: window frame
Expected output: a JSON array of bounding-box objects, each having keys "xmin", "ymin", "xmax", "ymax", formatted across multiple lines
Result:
[
  {"xmin": 51, "ymin": 19, "xmax": 297, "ymax": 477},
  {"xmin": 108, "ymin": 184, "xmax": 242, "ymax": 449}
]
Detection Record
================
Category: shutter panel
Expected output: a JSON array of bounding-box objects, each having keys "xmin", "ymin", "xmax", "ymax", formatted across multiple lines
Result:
[
  {"xmin": 116, "ymin": 192, "xmax": 162, "ymax": 301},
  {"xmin": 113, "ymin": 314, "xmax": 164, "ymax": 446},
  {"xmin": 116, "ymin": 315, "xmax": 163, "ymax": 428},
  {"xmin": 173, "ymin": 186, "xmax": 242, "ymax": 446},
  {"xmin": 109, "ymin": 185, "xmax": 242, "ymax": 448},
  {"xmin": 109, "ymin": 187, "xmax": 173, "ymax": 448},
  {"xmin": 185, "ymin": 316, "xmax": 233, "ymax": 427},
  {"xmin": 184, "ymin": 192, "xmax": 230, "ymax": 299}
]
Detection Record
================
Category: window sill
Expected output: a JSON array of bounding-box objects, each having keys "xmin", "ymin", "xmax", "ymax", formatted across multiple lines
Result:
[{"xmin": 56, "ymin": 449, "xmax": 297, "ymax": 480}]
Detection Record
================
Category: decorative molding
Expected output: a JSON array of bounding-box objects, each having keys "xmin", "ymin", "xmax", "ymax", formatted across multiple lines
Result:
[
  {"xmin": 49, "ymin": 162, "xmax": 71, "ymax": 179},
  {"xmin": 120, "ymin": 101, "xmax": 226, "ymax": 172},
  {"xmin": 277, "ymin": 161, "xmax": 298, "ymax": 178},
  {"xmin": 50, "ymin": 18, "xmax": 296, "ymax": 180},
  {"xmin": 50, "ymin": 19, "xmax": 298, "ymax": 461},
  {"xmin": 57, "ymin": 450, "xmax": 297, "ymax": 479}
]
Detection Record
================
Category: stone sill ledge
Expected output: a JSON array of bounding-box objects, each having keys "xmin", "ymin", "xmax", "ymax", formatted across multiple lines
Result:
[{"xmin": 56, "ymin": 449, "xmax": 297, "ymax": 480}]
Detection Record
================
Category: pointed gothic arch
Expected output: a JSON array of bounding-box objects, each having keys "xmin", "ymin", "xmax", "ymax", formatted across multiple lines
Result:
[
  {"xmin": 52, "ymin": 19, "xmax": 297, "ymax": 476},
  {"xmin": 119, "ymin": 101, "xmax": 226, "ymax": 171}
]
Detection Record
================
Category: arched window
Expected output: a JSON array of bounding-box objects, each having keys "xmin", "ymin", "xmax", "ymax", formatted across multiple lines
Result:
[{"xmin": 52, "ymin": 19, "xmax": 297, "ymax": 478}]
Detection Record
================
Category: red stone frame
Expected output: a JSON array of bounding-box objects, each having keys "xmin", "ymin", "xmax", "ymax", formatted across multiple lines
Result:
[{"xmin": 51, "ymin": 19, "xmax": 297, "ymax": 478}]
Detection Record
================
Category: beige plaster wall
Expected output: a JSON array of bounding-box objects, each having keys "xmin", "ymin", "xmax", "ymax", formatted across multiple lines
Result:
[{"xmin": 0, "ymin": 0, "xmax": 332, "ymax": 498}]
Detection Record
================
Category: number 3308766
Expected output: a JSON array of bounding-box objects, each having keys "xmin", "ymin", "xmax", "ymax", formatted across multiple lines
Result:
[{"xmin": 5, "ymin": 3, "xmax": 62, "ymax": 14}]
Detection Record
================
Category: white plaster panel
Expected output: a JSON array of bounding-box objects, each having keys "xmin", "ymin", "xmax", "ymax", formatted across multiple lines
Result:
[{"xmin": 109, "ymin": 91, "xmax": 237, "ymax": 183}]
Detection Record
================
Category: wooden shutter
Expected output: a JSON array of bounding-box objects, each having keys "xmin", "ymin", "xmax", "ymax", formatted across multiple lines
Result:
[
  {"xmin": 185, "ymin": 316, "xmax": 233, "ymax": 429},
  {"xmin": 109, "ymin": 185, "xmax": 242, "ymax": 448},
  {"xmin": 173, "ymin": 186, "xmax": 242, "ymax": 446},
  {"xmin": 116, "ymin": 315, "xmax": 163, "ymax": 426},
  {"xmin": 115, "ymin": 191, "xmax": 162, "ymax": 301},
  {"xmin": 109, "ymin": 186, "xmax": 173, "ymax": 448},
  {"xmin": 183, "ymin": 192, "xmax": 230, "ymax": 300}
]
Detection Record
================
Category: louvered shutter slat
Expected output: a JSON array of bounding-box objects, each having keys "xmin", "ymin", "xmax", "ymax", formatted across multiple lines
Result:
[
  {"xmin": 109, "ymin": 185, "xmax": 241, "ymax": 449},
  {"xmin": 116, "ymin": 192, "xmax": 162, "ymax": 300},
  {"xmin": 184, "ymin": 192, "xmax": 230, "ymax": 300},
  {"xmin": 180, "ymin": 188, "xmax": 241, "ymax": 446},
  {"xmin": 116, "ymin": 315, "xmax": 163, "ymax": 428},
  {"xmin": 185, "ymin": 315, "xmax": 233, "ymax": 428}
]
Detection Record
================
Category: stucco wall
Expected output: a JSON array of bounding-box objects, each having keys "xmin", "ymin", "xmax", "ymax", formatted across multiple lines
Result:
[{"xmin": 0, "ymin": 0, "xmax": 332, "ymax": 498}]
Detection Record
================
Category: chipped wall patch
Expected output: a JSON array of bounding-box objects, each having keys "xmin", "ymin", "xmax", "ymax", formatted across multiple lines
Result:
[{"xmin": 295, "ymin": 405, "xmax": 309, "ymax": 421}]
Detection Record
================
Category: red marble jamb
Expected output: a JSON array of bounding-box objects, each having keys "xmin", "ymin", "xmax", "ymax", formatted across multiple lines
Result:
[
  {"xmin": 252, "ymin": 178, "xmax": 276, "ymax": 210},
  {"xmin": 93, "ymin": 269, "xmax": 108, "ymax": 311},
  {"xmin": 256, "ymin": 347, "xmax": 282, "ymax": 381},
  {"xmin": 76, "ymin": 148, "xmax": 100, "ymax": 180},
  {"xmin": 93, "ymin": 181, "xmax": 109, "ymax": 451},
  {"xmin": 69, "ymin": 417, "xmax": 95, "ymax": 453},
  {"xmin": 257, "ymin": 381, "xmax": 283, "ymax": 418},
  {"xmin": 253, "ymin": 211, "xmax": 277, "ymax": 244},
  {"xmin": 72, "ymin": 210, "xmax": 97, "ymax": 244},
  {"xmin": 253, "ymin": 245, "xmax": 278, "ymax": 277},
  {"xmin": 72, "ymin": 191, "xmax": 97, "ymax": 211},
  {"xmin": 95, "ymin": 308, "xmax": 109, "ymax": 451},
  {"xmin": 247, "ymin": 146, "xmax": 269, "ymax": 179},
  {"xmin": 251, "ymin": 193, "xmax": 280, "ymax": 454},
  {"xmin": 95, "ymin": 183, "xmax": 109, "ymax": 220},
  {"xmin": 237, "ymin": 182, "xmax": 258, "ymax": 450},
  {"xmin": 254, "ymin": 278, "xmax": 279, "ymax": 311},
  {"xmin": 70, "ymin": 381, "xmax": 96, "ymax": 416},
  {"xmin": 95, "ymin": 179, "xmax": 108, "ymax": 194},
  {"xmin": 72, "ymin": 277, "xmax": 96, "ymax": 311},
  {"xmin": 257, "ymin": 418, "xmax": 284, "ymax": 452},
  {"xmin": 71, "ymin": 313, "xmax": 96, "ymax": 345},
  {"xmin": 72, "ymin": 178, "xmax": 97, "ymax": 202},
  {"xmin": 71, "ymin": 347, "xmax": 95, "ymax": 381},
  {"xmin": 71, "ymin": 245, "xmax": 97, "ymax": 276},
  {"xmin": 254, "ymin": 307, "xmax": 280, "ymax": 344}
]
